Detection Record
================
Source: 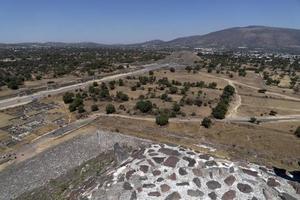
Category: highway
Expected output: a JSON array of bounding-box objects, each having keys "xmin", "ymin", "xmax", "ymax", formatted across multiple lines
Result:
[{"xmin": 0, "ymin": 63, "xmax": 180, "ymax": 110}]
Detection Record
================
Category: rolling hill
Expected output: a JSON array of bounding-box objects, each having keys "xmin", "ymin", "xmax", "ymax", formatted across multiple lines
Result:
[{"xmin": 1, "ymin": 26, "xmax": 300, "ymax": 52}]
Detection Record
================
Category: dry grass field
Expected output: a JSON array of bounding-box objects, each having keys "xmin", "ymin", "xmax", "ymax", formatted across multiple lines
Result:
[
  {"xmin": 94, "ymin": 116, "xmax": 300, "ymax": 170},
  {"xmin": 57, "ymin": 68, "xmax": 227, "ymax": 119}
]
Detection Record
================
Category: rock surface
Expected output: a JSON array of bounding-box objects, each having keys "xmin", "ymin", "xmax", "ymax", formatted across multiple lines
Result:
[{"xmin": 89, "ymin": 144, "xmax": 300, "ymax": 200}]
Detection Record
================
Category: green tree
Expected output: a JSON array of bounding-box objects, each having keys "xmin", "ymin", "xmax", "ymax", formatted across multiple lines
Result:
[
  {"xmin": 63, "ymin": 92, "xmax": 74, "ymax": 104},
  {"xmin": 156, "ymin": 113, "xmax": 169, "ymax": 126},
  {"xmin": 212, "ymin": 102, "xmax": 228, "ymax": 119},
  {"xmin": 201, "ymin": 117, "xmax": 212, "ymax": 128},
  {"xmin": 68, "ymin": 103, "xmax": 77, "ymax": 112},
  {"xmin": 136, "ymin": 100, "xmax": 153, "ymax": 113}
]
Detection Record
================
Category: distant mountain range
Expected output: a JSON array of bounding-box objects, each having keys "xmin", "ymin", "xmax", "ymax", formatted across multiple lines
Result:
[{"xmin": 1, "ymin": 26, "xmax": 300, "ymax": 52}]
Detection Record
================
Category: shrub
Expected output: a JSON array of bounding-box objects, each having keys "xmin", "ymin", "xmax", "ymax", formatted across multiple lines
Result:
[
  {"xmin": 194, "ymin": 98, "xmax": 203, "ymax": 107},
  {"xmin": 136, "ymin": 100, "xmax": 153, "ymax": 113},
  {"xmin": 68, "ymin": 103, "xmax": 77, "ymax": 112},
  {"xmin": 295, "ymin": 126, "xmax": 300, "ymax": 138},
  {"xmin": 156, "ymin": 113, "xmax": 169, "ymax": 126},
  {"xmin": 63, "ymin": 92, "xmax": 74, "ymax": 104},
  {"xmin": 170, "ymin": 67, "xmax": 175, "ymax": 72},
  {"xmin": 208, "ymin": 82, "xmax": 217, "ymax": 89},
  {"xmin": 201, "ymin": 117, "xmax": 212, "ymax": 128},
  {"xmin": 78, "ymin": 105, "xmax": 85, "ymax": 113},
  {"xmin": 118, "ymin": 79, "xmax": 124, "ymax": 86},
  {"xmin": 249, "ymin": 117, "xmax": 257, "ymax": 123},
  {"xmin": 172, "ymin": 102, "xmax": 181, "ymax": 112},
  {"xmin": 169, "ymin": 86, "xmax": 178, "ymax": 94},
  {"xmin": 212, "ymin": 102, "xmax": 228, "ymax": 119},
  {"xmin": 106, "ymin": 104, "xmax": 116, "ymax": 114},
  {"xmin": 91, "ymin": 104, "xmax": 99, "ymax": 111},
  {"xmin": 116, "ymin": 91, "xmax": 129, "ymax": 101},
  {"xmin": 99, "ymin": 84, "xmax": 110, "ymax": 99},
  {"xmin": 93, "ymin": 81, "xmax": 98, "ymax": 87},
  {"xmin": 258, "ymin": 89, "xmax": 267, "ymax": 93},
  {"xmin": 269, "ymin": 110, "xmax": 277, "ymax": 116}
]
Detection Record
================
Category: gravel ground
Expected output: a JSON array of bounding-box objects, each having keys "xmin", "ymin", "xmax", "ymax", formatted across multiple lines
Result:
[{"xmin": 0, "ymin": 130, "xmax": 150, "ymax": 200}]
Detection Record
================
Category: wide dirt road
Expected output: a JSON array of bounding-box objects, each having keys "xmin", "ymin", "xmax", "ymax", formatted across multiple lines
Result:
[{"xmin": 0, "ymin": 63, "xmax": 181, "ymax": 110}]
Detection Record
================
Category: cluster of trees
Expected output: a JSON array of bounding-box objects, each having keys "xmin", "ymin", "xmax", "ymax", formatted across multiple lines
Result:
[
  {"xmin": 63, "ymin": 92, "xmax": 86, "ymax": 113},
  {"xmin": 212, "ymin": 85, "xmax": 235, "ymax": 119},
  {"xmin": 0, "ymin": 47, "xmax": 167, "ymax": 89}
]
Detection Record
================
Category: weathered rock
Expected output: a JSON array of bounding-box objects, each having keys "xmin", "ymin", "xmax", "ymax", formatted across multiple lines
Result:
[
  {"xmin": 193, "ymin": 177, "xmax": 201, "ymax": 188},
  {"xmin": 224, "ymin": 175, "xmax": 236, "ymax": 186},
  {"xmin": 263, "ymin": 188, "xmax": 276, "ymax": 200},
  {"xmin": 158, "ymin": 148, "xmax": 181, "ymax": 156},
  {"xmin": 153, "ymin": 170, "xmax": 161, "ymax": 176},
  {"xmin": 208, "ymin": 192, "xmax": 217, "ymax": 200},
  {"xmin": 288, "ymin": 181, "xmax": 300, "ymax": 194},
  {"xmin": 237, "ymin": 183, "xmax": 253, "ymax": 193},
  {"xmin": 131, "ymin": 149, "xmax": 145, "ymax": 159},
  {"xmin": 160, "ymin": 184, "xmax": 171, "ymax": 192},
  {"xmin": 206, "ymin": 180, "xmax": 221, "ymax": 190},
  {"xmin": 149, "ymin": 153, "xmax": 159, "ymax": 156},
  {"xmin": 147, "ymin": 159, "xmax": 155, "ymax": 167},
  {"xmin": 187, "ymin": 151, "xmax": 196, "ymax": 155},
  {"xmin": 139, "ymin": 176, "xmax": 148, "ymax": 181},
  {"xmin": 123, "ymin": 182, "xmax": 133, "ymax": 190},
  {"xmin": 187, "ymin": 189, "xmax": 204, "ymax": 197},
  {"xmin": 179, "ymin": 167, "xmax": 188, "ymax": 175},
  {"xmin": 183, "ymin": 156, "xmax": 196, "ymax": 167},
  {"xmin": 119, "ymin": 190, "xmax": 133, "ymax": 200},
  {"xmin": 221, "ymin": 190, "xmax": 236, "ymax": 200},
  {"xmin": 279, "ymin": 193, "xmax": 298, "ymax": 200},
  {"xmin": 126, "ymin": 170, "xmax": 136, "ymax": 180},
  {"xmin": 148, "ymin": 191, "xmax": 161, "ymax": 197},
  {"xmin": 267, "ymin": 177, "xmax": 280, "ymax": 187},
  {"xmin": 137, "ymin": 187, "xmax": 143, "ymax": 193},
  {"xmin": 205, "ymin": 160, "xmax": 218, "ymax": 167},
  {"xmin": 130, "ymin": 191, "xmax": 137, "ymax": 200},
  {"xmin": 176, "ymin": 182, "xmax": 189, "ymax": 186},
  {"xmin": 143, "ymin": 183, "xmax": 155, "ymax": 188},
  {"xmin": 139, "ymin": 165, "xmax": 149, "ymax": 173},
  {"xmin": 147, "ymin": 149, "xmax": 155, "ymax": 153},
  {"xmin": 242, "ymin": 168, "xmax": 258, "ymax": 177},
  {"xmin": 152, "ymin": 157, "xmax": 165, "ymax": 164},
  {"xmin": 168, "ymin": 173, "xmax": 177, "ymax": 180},
  {"xmin": 163, "ymin": 156, "xmax": 179, "ymax": 168},
  {"xmin": 130, "ymin": 175, "xmax": 142, "ymax": 188},
  {"xmin": 192, "ymin": 168, "xmax": 203, "ymax": 177},
  {"xmin": 199, "ymin": 154, "xmax": 210, "ymax": 160},
  {"xmin": 157, "ymin": 177, "xmax": 164, "ymax": 182},
  {"xmin": 165, "ymin": 192, "xmax": 181, "ymax": 200}
]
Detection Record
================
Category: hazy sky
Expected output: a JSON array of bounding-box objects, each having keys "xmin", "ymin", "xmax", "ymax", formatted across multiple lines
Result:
[{"xmin": 1, "ymin": 0, "xmax": 300, "ymax": 43}]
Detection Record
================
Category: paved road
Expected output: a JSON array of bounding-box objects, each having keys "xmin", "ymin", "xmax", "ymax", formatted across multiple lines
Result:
[{"xmin": 0, "ymin": 63, "xmax": 181, "ymax": 110}]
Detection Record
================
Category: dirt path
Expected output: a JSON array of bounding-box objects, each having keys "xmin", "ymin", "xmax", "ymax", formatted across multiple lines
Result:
[
  {"xmin": 198, "ymin": 72, "xmax": 300, "ymax": 119},
  {"xmin": 0, "ymin": 63, "xmax": 181, "ymax": 110},
  {"xmin": 226, "ymin": 80, "xmax": 242, "ymax": 118}
]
